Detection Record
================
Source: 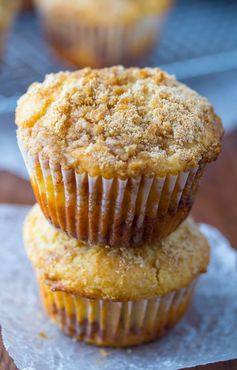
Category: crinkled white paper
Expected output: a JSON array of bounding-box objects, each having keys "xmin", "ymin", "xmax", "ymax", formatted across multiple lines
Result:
[{"xmin": 0, "ymin": 205, "xmax": 236, "ymax": 370}]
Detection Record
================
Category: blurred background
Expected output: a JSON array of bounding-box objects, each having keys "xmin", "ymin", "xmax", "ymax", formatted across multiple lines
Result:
[{"xmin": 0, "ymin": 0, "xmax": 237, "ymax": 245}]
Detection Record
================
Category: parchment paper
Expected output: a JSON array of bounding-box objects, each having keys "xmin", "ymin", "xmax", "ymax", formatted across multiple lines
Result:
[{"xmin": 0, "ymin": 205, "xmax": 236, "ymax": 370}]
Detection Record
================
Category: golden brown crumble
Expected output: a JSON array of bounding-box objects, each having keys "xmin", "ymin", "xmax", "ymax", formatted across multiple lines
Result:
[{"xmin": 16, "ymin": 66, "xmax": 223, "ymax": 177}]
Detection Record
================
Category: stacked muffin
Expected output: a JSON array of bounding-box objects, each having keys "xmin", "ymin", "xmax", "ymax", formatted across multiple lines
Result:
[
  {"xmin": 34, "ymin": 0, "xmax": 172, "ymax": 68},
  {"xmin": 16, "ymin": 66, "xmax": 223, "ymax": 347}
]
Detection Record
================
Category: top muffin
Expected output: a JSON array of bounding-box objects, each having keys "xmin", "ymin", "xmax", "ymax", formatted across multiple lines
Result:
[
  {"xmin": 16, "ymin": 66, "xmax": 223, "ymax": 178},
  {"xmin": 35, "ymin": 0, "xmax": 171, "ymax": 25}
]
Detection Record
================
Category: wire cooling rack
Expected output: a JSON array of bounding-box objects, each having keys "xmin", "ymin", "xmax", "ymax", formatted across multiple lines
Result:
[{"xmin": 1, "ymin": 0, "xmax": 237, "ymax": 113}]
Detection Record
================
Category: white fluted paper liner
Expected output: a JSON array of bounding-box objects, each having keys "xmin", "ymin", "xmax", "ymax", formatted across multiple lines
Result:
[
  {"xmin": 20, "ymin": 147, "xmax": 205, "ymax": 247},
  {"xmin": 38, "ymin": 279, "xmax": 196, "ymax": 347},
  {"xmin": 1, "ymin": 205, "xmax": 237, "ymax": 369},
  {"xmin": 38, "ymin": 10, "xmax": 163, "ymax": 67}
]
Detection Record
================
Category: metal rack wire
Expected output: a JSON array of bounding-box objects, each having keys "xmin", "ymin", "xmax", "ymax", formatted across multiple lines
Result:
[{"xmin": 1, "ymin": 0, "xmax": 237, "ymax": 113}]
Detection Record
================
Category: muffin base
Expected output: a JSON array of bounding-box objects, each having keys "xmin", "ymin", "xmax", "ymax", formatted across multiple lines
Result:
[
  {"xmin": 19, "ymin": 143, "xmax": 205, "ymax": 246},
  {"xmin": 39, "ymin": 14, "xmax": 162, "ymax": 68},
  {"xmin": 39, "ymin": 279, "xmax": 196, "ymax": 347}
]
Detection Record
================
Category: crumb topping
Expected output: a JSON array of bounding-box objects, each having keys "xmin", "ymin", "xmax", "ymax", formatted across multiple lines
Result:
[
  {"xmin": 24, "ymin": 204, "xmax": 210, "ymax": 300},
  {"xmin": 16, "ymin": 66, "xmax": 223, "ymax": 177}
]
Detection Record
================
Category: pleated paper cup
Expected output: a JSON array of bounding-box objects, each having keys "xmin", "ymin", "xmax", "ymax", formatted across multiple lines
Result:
[
  {"xmin": 19, "ymin": 144, "xmax": 205, "ymax": 247},
  {"xmin": 36, "ymin": 10, "xmax": 165, "ymax": 67},
  {"xmin": 39, "ymin": 278, "xmax": 197, "ymax": 347}
]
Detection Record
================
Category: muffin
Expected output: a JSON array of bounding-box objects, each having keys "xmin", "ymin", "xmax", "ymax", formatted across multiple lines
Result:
[
  {"xmin": 0, "ymin": 0, "xmax": 18, "ymax": 61},
  {"xmin": 23, "ymin": 204, "xmax": 210, "ymax": 347},
  {"xmin": 16, "ymin": 67, "xmax": 223, "ymax": 247},
  {"xmin": 34, "ymin": 0, "xmax": 172, "ymax": 67}
]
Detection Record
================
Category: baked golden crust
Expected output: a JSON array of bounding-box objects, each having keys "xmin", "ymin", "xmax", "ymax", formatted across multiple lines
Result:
[
  {"xmin": 24, "ymin": 204, "xmax": 210, "ymax": 300},
  {"xmin": 35, "ymin": 0, "xmax": 171, "ymax": 26},
  {"xmin": 16, "ymin": 66, "xmax": 223, "ymax": 178}
]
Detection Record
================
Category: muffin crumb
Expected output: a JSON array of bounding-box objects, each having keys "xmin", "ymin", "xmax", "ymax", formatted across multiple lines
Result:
[
  {"xmin": 100, "ymin": 349, "xmax": 110, "ymax": 357},
  {"xmin": 38, "ymin": 331, "xmax": 48, "ymax": 339}
]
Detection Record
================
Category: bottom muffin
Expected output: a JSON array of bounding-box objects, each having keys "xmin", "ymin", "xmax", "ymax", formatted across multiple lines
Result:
[
  {"xmin": 39, "ymin": 279, "xmax": 196, "ymax": 347},
  {"xmin": 23, "ymin": 205, "xmax": 210, "ymax": 347}
]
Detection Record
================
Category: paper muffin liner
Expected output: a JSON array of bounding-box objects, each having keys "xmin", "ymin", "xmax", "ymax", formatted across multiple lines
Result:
[
  {"xmin": 19, "ymin": 145, "xmax": 205, "ymax": 247},
  {"xmin": 39, "ymin": 278, "xmax": 197, "ymax": 347},
  {"xmin": 37, "ymin": 10, "xmax": 164, "ymax": 67}
]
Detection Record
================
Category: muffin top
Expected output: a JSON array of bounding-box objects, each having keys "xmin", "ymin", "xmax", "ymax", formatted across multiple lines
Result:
[
  {"xmin": 16, "ymin": 66, "xmax": 223, "ymax": 178},
  {"xmin": 24, "ymin": 204, "xmax": 210, "ymax": 300},
  {"xmin": 35, "ymin": 0, "xmax": 171, "ymax": 25}
]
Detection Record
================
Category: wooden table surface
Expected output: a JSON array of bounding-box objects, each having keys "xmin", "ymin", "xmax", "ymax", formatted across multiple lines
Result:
[{"xmin": 0, "ymin": 130, "xmax": 236, "ymax": 370}]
